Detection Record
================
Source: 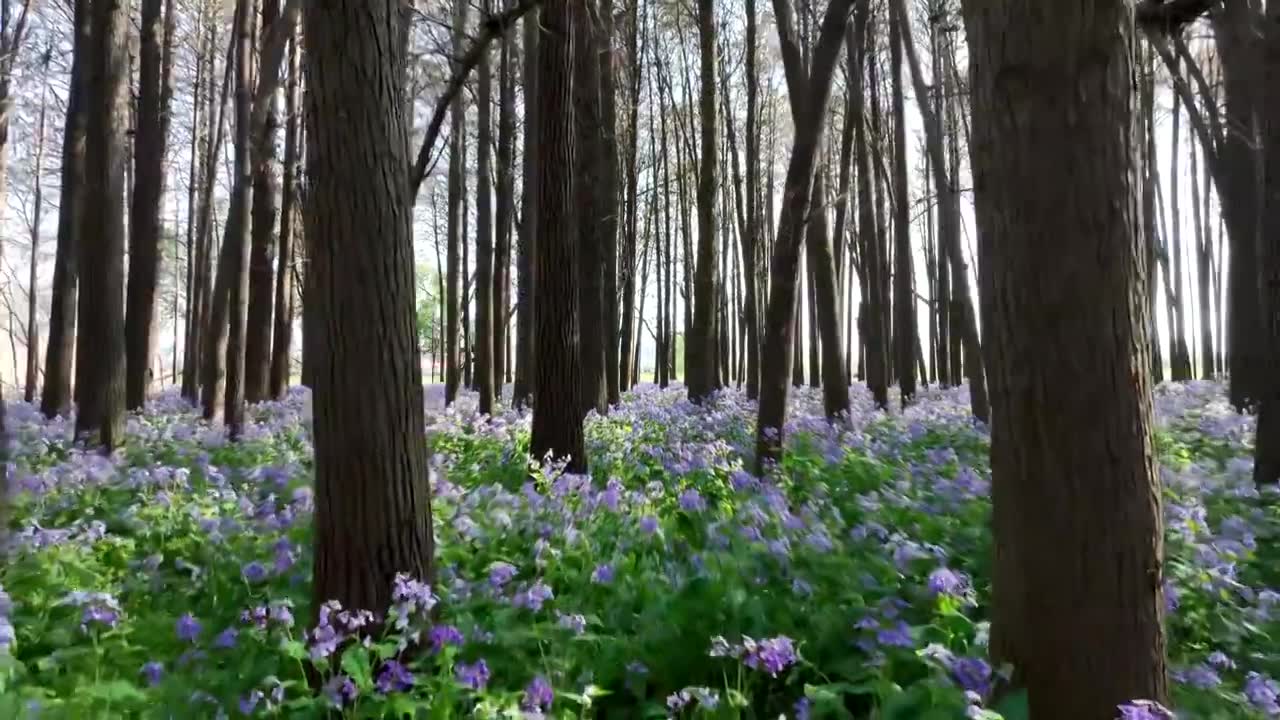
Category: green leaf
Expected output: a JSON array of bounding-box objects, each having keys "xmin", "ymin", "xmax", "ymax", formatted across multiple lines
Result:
[
  {"xmin": 85, "ymin": 680, "xmax": 147, "ymax": 704},
  {"xmin": 340, "ymin": 647, "xmax": 374, "ymax": 690}
]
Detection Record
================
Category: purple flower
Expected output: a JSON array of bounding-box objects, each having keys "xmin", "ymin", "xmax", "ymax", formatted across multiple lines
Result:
[
  {"xmin": 742, "ymin": 636, "xmax": 798, "ymax": 676},
  {"xmin": 81, "ymin": 605, "xmax": 119, "ymax": 630},
  {"xmin": 927, "ymin": 567, "xmax": 968, "ymax": 597},
  {"xmin": 488, "ymin": 562, "xmax": 518, "ymax": 588},
  {"xmin": 241, "ymin": 561, "xmax": 268, "ymax": 584},
  {"xmin": 376, "ymin": 660, "xmax": 415, "ymax": 694},
  {"xmin": 324, "ymin": 674, "xmax": 358, "ymax": 706},
  {"xmin": 678, "ymin": 489, "xmax": 707, "ymax": 512},
  {"xmin": 140, "ymin": 661, "xmax": 164, "ymax": 687},
  {"xmin": 949, "ymin": 656, "xmax": 993, "ymax": 696},
  {"xmin": 455, "ymin": 659, "xmax": 491, "ymax": 690},
  {"xmin": 591, "ymin": 564, "xmax": 614, "ymax": 584},
  {"xmin": 522, "ymin": 675, "xmax": 554, "ymax": 711},
  {"xmin": 239, "ymin": 690, "xmax": 263, "ymax": 715},
  {"xmin": 1245, "ymin": 672, "xmax": 1280, "ymax": 715},
  {"xmin": 639, "ymin": 516, "xmax": 660, "ymax": 535},
  {"xmin": 1173, "ymin": 663, "xmax": 1221, "ymax": 689},
  {"xmin": 1206, "ymin": 651, "xmax": 1235, "ymax": 670},
  {"xmin": 176, "ymin": 613, "xmax": 202, "ymax": 643},
  {"xmin": 875, "ymin": 622, "xmax": 914, "ymax": 648},
  {"xmin": 428, "ymin": 625, "xmax": 465, "ymax": 653},
  {"xmin": 513, "ymin": 581, "xmax": 554, "ymax": 611},
  {"xmin": 556, "ymin": 611, "xmax": 587, "ymax": 635},
  {"xmin": 1116, "ymin": 700, "xmax": 1176, "ymax": 720},
  {"xmin": 214, "ymin": 627, "xmax": 239, "ymax": 650},
  {"xmin": 794, "ymin": 697, "xmax": 812, "ymax": 720}
]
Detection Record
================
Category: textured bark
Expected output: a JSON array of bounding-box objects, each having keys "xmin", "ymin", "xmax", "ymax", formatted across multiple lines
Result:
[
  {"xmin": 755, "ymin": 0, "xmax": 856, "ymax": 471},
  {"xmin": 1168, "ymin": 61, "xmax": 1191, "ymax": 381},
  {"xmin": 125, "ymin": 0, "xmax": 175, "ymax": 409},
  {"xmin": 686, "ymin": 0, "xmax": 718, "ymax": 403},
  {"xmin": 601, "ymin": 0, "xmax": 620, "ymax": 407},
  {"xmin": 1141, "ymin": 46, "xmax": 1164, "ymax": 384},
  {"xmin": 530, "ymin": 0, "xmax": 586, "ymax": 473},
  {"xmin": 181, "ymin": 10, "xmax": 207, "ymax": 401},
  {"xmin": 270, "ymin": 28, "xmax": 301, "ymax": 399},
  {"xmin": 23, "ymin": 64, "xmax": 48, "ymax": 404},
  {"xmin": 77, "ymin": 0, "xmax": 130, "ymax": 449},
  {"xmin": 43, "ymin": 0, "xmax": 91, "ymax": 419},
  {"xmin": 494, "ymin": 15, "xmax": 514, "ymax": 392},
  {"xmin": 244, "ymin": 0, "xmax": 284, "ymax": 403},
  {"xmin": 853, "ymin": 0, "xmax": 886, "ymax": 410},
  {"xmin": 223, "ymin": 0, "xmax": 254, "ymax": 436},
  {"xmin": 512, "ymin": 12, "xmax": 537, "ymax": 409},
  {"xmin": 962, "ymin": 1, "xmax": 1169, "ymax": 715},
  {"xmin": 740, "ymin": 0, "xmax": 761, "ymax": 399},
  {"xmin": 575, "ymin": 0, "xmax": 605, "ymax": 413},
  {"xmin": 303, "ymin": 0, "xmax": 434, "ymax": 613},
  {"xmin": 445, "ymin": 0, "xmax": 467, "ymax": 405},
  {"xmin": 889, "ymin": 0, "xmax": 915, "ymax": 406},
  {"xmin": 618, "ymin": 0, "xmax": 643, "ymax": 391},
  {"xmin": 806, "ymin": 160, "xmax": 850, "ymax": 418},
  {"xmin": 1254, "ymin": 6, "xmax": 1280, "ymax": 485},
  {"xmin": 1191, "ymin": 125, "xmax": 1214, "ymax": 379},
  {"xmin": 475, "ymin": 5, "xmax": 495, "ymax": 416}
]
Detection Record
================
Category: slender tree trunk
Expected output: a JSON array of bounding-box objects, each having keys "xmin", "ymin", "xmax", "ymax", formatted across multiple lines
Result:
[
  {"xmin": 853, "ymin": 0, "xmax": 886, "ymax": 410},
  {"xmin": 222, "ymin": 0, "xmax": 255, "ymax": 435},
  {"xmin": 962, "ymin": 1, "xmax": 1169, "ymax": 715},
  {"xmin": 806, "ymin": 154, "xmax": 850, "ymax": 418},
  {"xmin": 1141, "ymin": 45, "xmax": 1164, "ymax": 384},
  {"xmin": 1169, "ymin": 58, "xmax": 1191, "ymax": 381},
  {"xmin": 1192, "ymin": 122, "xmax": 1214, "ymax": 379},
  {"xmin": 181, "ymin": 6, "xmax": 207, "ymax": 401},
  {"xmin": 687, "ymin": 0, "xmax": 718, "ymax": 403},
  {"xmin": 493, "ymin": 10, "xmax": 514, "ymax": 400},
  {"xmin": 23, "ymin": 62, "xmax": 48, "ymax": 404},
  {"xmin": 601, "ymin": 0, "xmax": 621, "ymax": 407},
  {"xmin": 303, "ymin": 0, "xmax": 434, "ymax": 613},
  {"xmin": 43, "ymin": 0, "xmax": 91, "ymax": 419},
  {"xmin": 270, "ymin": 28, "xmax": 301, "ymax": 398},
  {"xmin": 475, "ymin": 1, "xmax": 495, "ymax": 416},
  {"xmin": 618, "ymin": 0, "xmax": 642, "ymax": 391},
  {"xmin": 77, "ymin": 0, "xmax": 130, "ymax": 449},
  {"xmin": 445, "ymin": 0, "xmax": 467, "ymax": 405},
  {"xmin": 531, "ymin": 0, "xmax": 586, "ymax": 473},
  {"xmin": 889, "ymin": 0, "xmax": 915, "ymax": 406},
  {"xmin": 512, "ymin": 11, "xmax": 537, "ymax": 409},
  {"xmin": 575, "ymin": 0, "xmax": 606, "ymax": 414}
]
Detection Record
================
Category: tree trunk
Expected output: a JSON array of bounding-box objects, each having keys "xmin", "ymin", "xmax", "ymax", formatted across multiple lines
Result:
[
  {"xmin": 755, "ymin": 0, "xmax": 855, "ymax": 471},
  {"xmin": 475, "ymin": 2, "xmax": 495, "ymax": 416},
  {"xmin": 512, "ymin": 12, "xmax": 537, "ymax": 409},
  {"xmin": 270, "ymin": 28, "xmax": 301, "ymax": 399},
  {"xmin": 575, "ymin": 0, "xmax": 606, "ymax": 414},
  {"xmin": 741, "ymin": 0, "xmax": 761, "ymax": 399},
  {"xmin": 687, "ymin": 0, "xmax": 718, "ymax": 403},
  {"xmin": 445, "ymin": 0, "xmax": 467, "ymax": 406},
  {"xmin": 601, "ymin": 0, "xmax": 621, "ymax": 408},
  {"xmin": 222, "ymin": 0, "xmax": 255, "ymax": 436},
  {"xmin": 1252, "ymin": 7, "xmax": 1280, "ymax": 485},
  {"xmin": 125, "ymin": 0, "xmax": 175, "ymax": 409},
  {"xmin": 43, "ymin": 0, "xmax": 90, "ymax": 419},
  {"xmin": 530, "ymin": 0, "xmax": 586, "ymax": 473},
  {"xmin": 244, "ymin": 0, "xmax": 283, "ymax": 403},
  {"xmin": 77, "ymin": 0, "xmax": 130, "ymax": 449},
  {"xmin": 1191, "ymin": 121, "xmax": 1214, "ymax": 379},
  {"xmin": 493, "ymin": 11, "xmax": 514, "ymax": 398},
  {"xmin": 853, "ymin": 0, "xmax": 887, "ymax": 410},
  {"xmin": 1141, "ymin": 45, "xmax": 1164, "ymax": 384},
  {"xmin": 302, "ymin": 0, "xmax": 434, "ymax": 613},
  {"xmin": 1169, "ymin": 57, "xmax": 1191, "ymax": 381},
  {"xmin": 961, "ymin": 1, "xmax": 1169, "ymax": 715},
  {"xmin": 889, "ymin": 0, "xmax": 915, "ymax": 406},
  {"xmin": 23, "ymin": 63, "xmax": 48, "ymax": 404},
  {"xmin": 618, "ymin": 0, "xmax": 642, "ymax": 392},
  {"xmin": 806, "ymin": 154, "xmax": 850, "ymax": 418}
]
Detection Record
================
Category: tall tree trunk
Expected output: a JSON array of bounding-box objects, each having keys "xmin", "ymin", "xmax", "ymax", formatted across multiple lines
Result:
[
  {"xmin": 687, "ymin": 0, "xmax": 718, "ymax": 403},
  {"xmin": 806, "ymin": 153, "xmax": 850, "ymax": 418},
  {"xmin": 618, "ymin": 0, "xmax": 642, "ymax": 392},
  {"xmin": 270, "ymin": 28, "xmax": 301, "ymax": 399},
  {"xmin": 806, "ymin": 256, "xmax": 820, "ymax": 388},
  {"xmin": 962, "ymin": 1, "xmax": 1169, "ymax": 716},
  {"xmin": 889, "ymin": 0, "xmax": 915, "ymax": 406},
  {"xmin": 43, "ymin": 0, "xmax": 90, "ymax": 419},
  {"xmin": 741, "ymin": 0, "xmax": 761, "ymax": 399},
  {"xmin": 1252, "ymin": 5, "xmax": 1280, "ymax": 485},
  {"xmin": 602, "ymin": 0, "xmax": 621, "ymax": 407},
  {"xmin": 854, "ymin": 0, "xmax": 887, "ymax": 410},
  {"xmin": 1191, "ymin": 121, "xmax": 1214, "ymax": 379},
  {"xmin": 575, "ymin": 0, "xmax": 605, "ymax": 414},
  {"xmin": 125, "ymin": 0, "xmax": 175, "ymax": 409},
  {"xmin": 512, "ymin": 12, "xmax": 537, "ymax": 409},
  {"xmin": 531, "ymin": 0, "xmax": 586, "ymax": 473},
  {"xmin": 1141, "ymin": 45, "xmax": 1164, "ymax": 384},
  {"xmin": 892, "ymin": 0, "xmax": 985, "ymax": 418},
  {"xmin": 23, "ymin": 59, "xmax": 48, "ymax": 404},
  {"xmin": 755, "ymin": 0, "xmax": 855, "ymax": 471},
  {"xmin": 475, "ymin": 1, "xmax": 495, "ymax": 416},
  {"xmin": 181, "ymin": 6, "xmax": 207, "ymax": 401},
  {"xmin": 77, "ymin": 0, "xmax": 130, "ymax": 449},
  {"xmin": 493, "ymin": 11, "xmax": 514, "ymax": 399},
  {"xmin": 303, "ymin": 0, "xmax": 434, "ymax": 613},
  {"xmin": 1169, "ymin": 58, "xmax": 1191, "ymax": 381},
  {"xmin": 223, "ymin": 0, "xmax": 254, "ymax": 436},
  {"xmin": 244, "ymin": 0, "xmax": 283, "ymax": 403},
  {"xmin": 445, "ymin": 0, "xmax": 467, "ymax": 405}
]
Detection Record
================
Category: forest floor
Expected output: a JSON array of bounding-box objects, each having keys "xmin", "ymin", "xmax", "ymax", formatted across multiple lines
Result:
[{"xmin": 0, "ymin": 380, "xmax": 1274, "ymax": 719}]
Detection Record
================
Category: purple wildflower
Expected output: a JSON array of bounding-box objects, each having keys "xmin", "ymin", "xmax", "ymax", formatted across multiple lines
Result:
[
  {"xmin": 522, "ymin": 675, "xmax": 554, "ymax": 711},
  {"xmin": 742, "ymin": 636, "xmax": 798, "ymax": 676},
  {"xmin": 176, "ymin": 613, "xmax": 202, "ymax": 643},
  {"xmin": 324, "ymin": 674, "xmax": 359, "ymax": 706},
  {"xmin": 376, "ymin": 660, "xmax": 415, "ymax": 694},
  {"xmin": 1116, "ymin": 700, "xmax": 1176, "ymax": 720},
  {"xmin": 428, "ymin": 625, "xmax": 465, "ymax": 653},
  {"xmin": 455, "ymin": 659, "xmax": 491, "ymax": 690},
  {"xmin": 140, "ymin": 661, "xmax": 164, "ymax": 687},
  {"xmin": 591, "ymin": 564, "xmax": 615, "ymax": 584}
]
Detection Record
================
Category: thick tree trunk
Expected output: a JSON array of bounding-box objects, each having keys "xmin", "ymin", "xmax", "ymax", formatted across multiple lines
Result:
[
  {"xmin": 962, "ymin": 1, "xmax": 1169, "ymax": 715},
  {"xmin": 303, "ymin": 0, "xmax": 434, "ymax": 612},
  {"xmin": 530, "ymin": 0, "xmax": 586, "ymax": 473},
  {"xmin": 741, "ymin": 0, "xmax": 761, "ymax": 399},
  {"xmin": 755, "ymin": 0, "xmax": 855, "ymax": 471},
  {"xmin": 125, "ymin": 0, "xmax": 174, "ymax": 409},
  {"xmin": 1253, "ymin": 8, "xmax": 1280, "ymax": 485},
  {"xmin": 512, "ymin": 13, "xmax": 537, "ymax": 409},
  {"xmin": 77, "ymin": 0, "xmax": 130, "ymax": 449},
  {"xmin": 475, "ymin": 4, "xmax": 495, "ymax": 416},
  {"xmin": 445, "ymin": 0, "xmax": 467, "ymax": 406},
  {"xmin": 889, "ymin": 1, "xmax": 915, "ymax": 406},
  {"xmin": 270, "ymin": 29, "xmax": 301, "ymax": 399},
  {"xmin": 43, "ymin": 0, "xmax": 91, "ymax": 419},
  {"xmin": 687, "ymin": 0, "xmax": 718, "ymax": 403}
]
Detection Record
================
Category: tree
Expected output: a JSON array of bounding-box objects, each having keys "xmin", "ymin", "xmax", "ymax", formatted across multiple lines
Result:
[
  {"xmin": 686, "ymin": 0, "xmax": 718, "ymax": 404},
  {"xmin": 888, "ymin": 0, "xmax": 915, "ymax": 407},
  {"xmin": 475, "ymin": 0, "xmax": 496, "ymax": 416},
  {"xmin": 1253, "ymin": 6, "xmax": 1280, "ymax": 485},
  {"xmin": 961, "ymin": 0, "xmax": 1169, "ymax": 715},
  {"xmin": 512, "ymin": 11, "xmax": 537, "ymax": 410},
  {"xmin": 125, "ymin": 0, "xmax": 177, "ymax": 409},
  {"xmin": 303, "ymin": 0, "xmax": 435, "ymax": 612},
  {"xmin": 575, "ymin": 0, "xmax": 606, "ymax": 414},
  {"xmin": 77, "ymin": 0, "xmax": 130, "ymax": 449},
  {"xmin": 530, "ymin": 0, "xmax": 586, "ymax": 473},
  {"xmin": 270, "ymin": 27, "xmax": 302, "ymax": 399},
  {"xmin": 445, "ymin": 0, "xmax": 467, "ymax": 406},
  {"xmin": 23, "ymin": 48, "xmax": 49, "ymax": 405}
]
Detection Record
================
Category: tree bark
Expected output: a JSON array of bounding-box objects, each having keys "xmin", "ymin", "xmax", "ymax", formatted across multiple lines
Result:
[
  {"xmin": 223, "ymin": 0, "xmax": 255, "ymax": 436},
  {"xmin": 512, "ymin": 12, "xmax": 537, "ymax": 409},
  {"xmin": 1252, "ymin": 6, "xmax": 1280, "ymax": 485},
  {"xmin": 475, "ymin": 1, "xmax": 495, "ymax": 416},
  {"xmin": 530, "ymin": 0, "xmax": 586, "ymax": 473},
  {"xmin": 602, "ymin": 0, "xmax": 621, "ymax": 407},
  {"xmin": 445, "ymin": 0, "xmax": 467, "ymax": 406},
  {"xmin": 961, "ymin": 1, "xmax": 1169, "ymax": 715},
  {"xmin": 493, "ymin": 10, "xmax": 514, "ymax": 395},
  {"xmin": 270, "ymin": 28, "xmax": 301, "ymax": 399},
  {"xmin": 77, "ymin": 0, "xmax": 130, "ymax": 450},
  {"xmin": 575, "ymin": 0, "xmax": 606, "ymax": 414},
  {"xmin": 853, "ymin": 0, "xmax": 887, "ymax": 410},
  {"xmin": 43, "ymin": 0, "xmax": 91, "ymax": 419},
  {"xmin": 303, "ymin": 0, "xmax": 435, "ymax": 613},
  {"xmin": 686, "ymin": 0, "xmax": 718, "ymax": 403},
  {"xmin": 23, "ymin": 58, "xmax": 48, "ymax": 404},
  {"xmin": 889, "ymin": 0, "xmax": 915, "ymax": 406}
]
